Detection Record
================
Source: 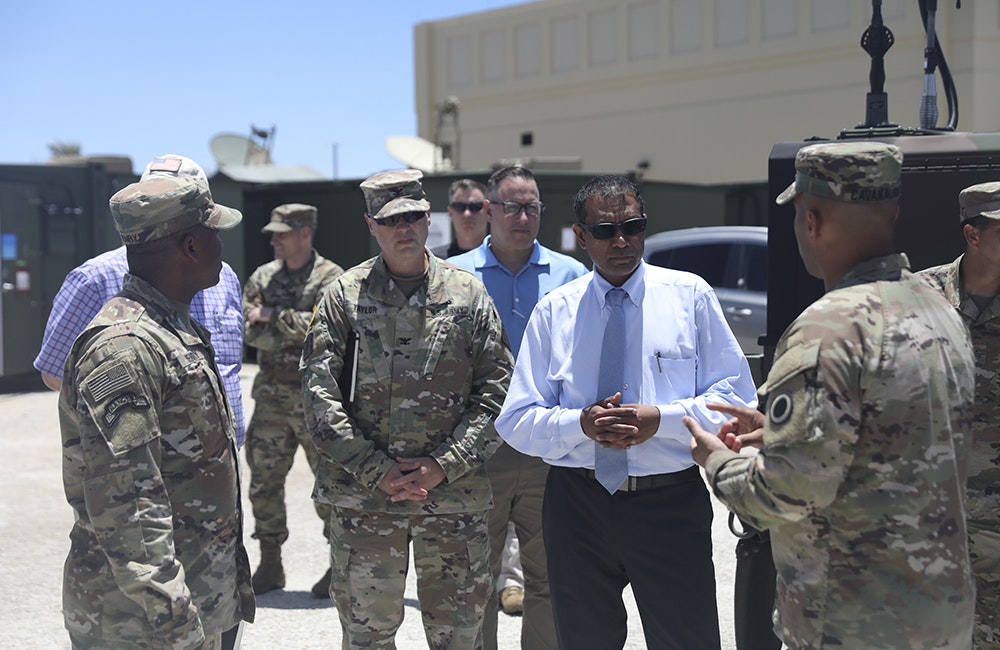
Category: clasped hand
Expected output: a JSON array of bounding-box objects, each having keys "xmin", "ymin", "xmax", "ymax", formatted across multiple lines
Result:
[
  {"xmin": 581, "ymin": 392, "xmax": 659, "ymax": 449},
  {"xmin": 377, "ymin": 457, "xmax": 446, "ymax": 502}
]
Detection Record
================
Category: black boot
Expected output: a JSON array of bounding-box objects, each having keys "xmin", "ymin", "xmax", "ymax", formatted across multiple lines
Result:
[
  {"xmin": 251, "ymin": 541, "xmax": 285, "ymax": 594},
  {"xmin": 311, "ymin": 567, "xmax": 332, "ymax": 598}
]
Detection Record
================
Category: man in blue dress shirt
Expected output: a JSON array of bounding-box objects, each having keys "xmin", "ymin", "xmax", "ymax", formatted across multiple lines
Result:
[
  {"xmin": 496, "ymin": 174, "xmax": 757, "ymax": 649},
  {"xmin": 450, "ymin": 165, "xmax": 587, "ymax": 650}
]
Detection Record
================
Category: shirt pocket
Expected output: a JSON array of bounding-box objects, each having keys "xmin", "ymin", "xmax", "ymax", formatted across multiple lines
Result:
[
  {"xmin": 647, "ymin": 355, "xmax": 697, "ymax": 401},
  {"xmin": 165, "ymin": 348, "xmax": 229, "ymax": 458},
  {"xmin": 420, "ymin": 320, "xmax": 468, "ymax": 380},
  {"xmin": 212, "ymin": 307, "xmax": 245, "ymax": 365}
]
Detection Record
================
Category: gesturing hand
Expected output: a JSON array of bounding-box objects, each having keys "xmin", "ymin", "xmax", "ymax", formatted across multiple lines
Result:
[
  {"xmin": 682, "ymin": 415, "xmax": 730, "ymax": 467},
  {"xmin": 706, "ymin": 402, "xmax": 765, "ymax": 451}
]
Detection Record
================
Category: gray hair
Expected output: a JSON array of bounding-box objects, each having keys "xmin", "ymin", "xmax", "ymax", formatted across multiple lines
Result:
[{"xmin": 572, "ymin": 174, "xmax": 645, "ymax": 222}]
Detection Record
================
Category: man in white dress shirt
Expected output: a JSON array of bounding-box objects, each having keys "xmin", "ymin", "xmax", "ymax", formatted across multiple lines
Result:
[{"xmin": 496, "ymin": 174, "xmax": 757, "ymax": 649}]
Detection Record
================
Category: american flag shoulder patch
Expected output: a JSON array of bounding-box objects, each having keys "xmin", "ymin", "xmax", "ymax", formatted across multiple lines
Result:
[{"xmin": 88, "ymin": 362, "xmax": 133, "ymax": 403}]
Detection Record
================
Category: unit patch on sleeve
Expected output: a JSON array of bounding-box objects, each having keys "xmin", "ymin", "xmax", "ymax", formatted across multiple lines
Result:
[
  {"xmin": 103, "ymin": 391, "xmax": 151, "ymax": 427},
  {"xmin": 768, "ymin": 392, "xmax": 793, "ymax": 426}
]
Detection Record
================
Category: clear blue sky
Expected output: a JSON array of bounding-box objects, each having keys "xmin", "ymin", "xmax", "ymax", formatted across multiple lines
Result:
[{"xmin": 1, "ymin": 1, "xmax": 520, "ymax": 179}]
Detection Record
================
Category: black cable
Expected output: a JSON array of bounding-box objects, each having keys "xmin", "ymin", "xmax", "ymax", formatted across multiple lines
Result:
[{"xmin": 918, "ymin": 0, "xmax": 960, "ymax": 130}]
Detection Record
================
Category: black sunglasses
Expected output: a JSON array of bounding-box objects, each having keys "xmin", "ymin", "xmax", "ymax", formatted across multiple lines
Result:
[
  {"xmin": 578, "ymin": 217, "xmax": 647, "ymax": 240},
  {"xmin": 449, "ymin": 201, "xmax": 484, "ymax": 213},
  {"xmin": 370, "ymin": 211, "xmax": 426, "ymax": 227}
]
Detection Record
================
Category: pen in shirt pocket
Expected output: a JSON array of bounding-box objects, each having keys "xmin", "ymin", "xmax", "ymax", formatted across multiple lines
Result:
[{"xmin": 654, "ymin": 351, "xmax": 662, "ymax": 373}]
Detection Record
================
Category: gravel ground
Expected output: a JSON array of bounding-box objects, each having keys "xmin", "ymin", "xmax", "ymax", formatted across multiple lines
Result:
[{"xmin": 0, "ymin": 364, "xmax": 738, "ymax": 649}]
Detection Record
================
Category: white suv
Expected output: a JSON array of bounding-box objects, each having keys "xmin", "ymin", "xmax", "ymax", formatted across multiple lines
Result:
[{"xmin": 643, "ymin": 226, "xmax": 767, "ymax": 355}]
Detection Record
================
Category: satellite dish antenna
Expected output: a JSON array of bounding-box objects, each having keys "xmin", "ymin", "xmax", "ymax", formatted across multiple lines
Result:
[
  {"xmin": 385, "ymin": 136, "xmax": 451, "ymax": 172},
  {"xmin": 210, "ymin": 133, "xmax": 273, "ymax": 168}
]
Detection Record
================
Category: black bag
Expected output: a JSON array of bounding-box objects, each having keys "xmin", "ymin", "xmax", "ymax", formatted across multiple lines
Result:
[{"xmin": 730, "ymin": 513, "xmax": 782, "ymax": 650}]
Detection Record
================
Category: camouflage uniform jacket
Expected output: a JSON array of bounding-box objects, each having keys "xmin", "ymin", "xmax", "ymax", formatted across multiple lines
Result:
[
  {"xmin": 921, "ymin": 255, "xmax": 1000, "ymax": 536},
  {"xmin": 301, "ymin": 253, "xmax": 513, "ymax": 514},
  {"xmin": 59, "ymin": 274, "xmax": 254, "ymax": 649},
  {"xmin": 243, "ymin": 249, "xmax": 343, "ymax": 387},
  {"xmin": 706, "ymin": 254, "xmax": 976, "ymax": 649}
]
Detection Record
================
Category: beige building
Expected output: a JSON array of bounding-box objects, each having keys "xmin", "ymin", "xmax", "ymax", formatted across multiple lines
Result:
[{"xmin": 414, "ymin": 0, "xmax": 1000, "ymax": 184}]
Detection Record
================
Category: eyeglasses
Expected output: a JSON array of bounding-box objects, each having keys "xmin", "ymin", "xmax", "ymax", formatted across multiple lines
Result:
[
  {"xmin": 497, "ymin": 201, "xmax": 544, "ymax": 217},
  {"xmin": 578, "ymin": 217, "xmax": 647, "ymax": 240},
  {"xmin": 369, "ymin": 211, "xmax": 426, "ymax": 227},
  {"xmin": 449, "ymin": 201, "xmax": 484, "ymax": 213}
]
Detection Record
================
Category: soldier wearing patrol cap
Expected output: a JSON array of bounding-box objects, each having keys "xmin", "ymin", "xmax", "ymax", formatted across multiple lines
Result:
[
  {"xmin": 301, "ymin": 169, "xmax": 513, "ymax": 648},
  {"xmin": 58, "ymin": 175, "xmax": 254, "ymax": 649},
  {"xmin": 921, "ymin": 180, "xmax": 1000, "ymax": 646},
  {"xmin": 686, "ymin": 141, "xmax": 977, "ymax": 649},
  {"xmin": 242, "ymin": 202, "xmax": 343, "ymax": 596}
]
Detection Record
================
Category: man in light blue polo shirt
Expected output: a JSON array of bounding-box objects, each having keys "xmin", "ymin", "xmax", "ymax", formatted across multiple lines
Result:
[{"xmin": 449, "ymin": 165, "xmax": 586, "ymax": 650}]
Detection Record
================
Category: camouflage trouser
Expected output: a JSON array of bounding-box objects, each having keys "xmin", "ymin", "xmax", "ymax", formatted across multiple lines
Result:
[
  {"xmin": 328, "ymin": 507, "xmax": 492, "ymax": 649},
  {"xmin": 971, "ymin": 529, "xmax": 1000, "ymax": 649},
  {"xmin": 70, "ymin": 629, "xmax": 227, "ymax": 649},
  {"xmin": 246, "ymin": 385, "xmax": 331, "ymax": 544}
]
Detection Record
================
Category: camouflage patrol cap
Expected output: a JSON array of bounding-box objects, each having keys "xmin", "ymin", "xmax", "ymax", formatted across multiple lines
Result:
[
  {"xmin": 776, "ymin": 141, "xmax": 903, "ymax": 205},
  {"xmin": 110, "ymin": 176, "xmax": 242, "ymax": 246},
  {"xmin": 959, "ymin": 181, "xmax": 1000, "ymax": 223},
  {"xmin": 140, "ymin": 154, "xmax": 210, "ymax": 192},
  {"xmin": 360, "ymin": 169, "xmax": 430, "ymax": 221},
  {"xmin": 262, "ymin": 203, "xmax": 318, "ymax": 233}
]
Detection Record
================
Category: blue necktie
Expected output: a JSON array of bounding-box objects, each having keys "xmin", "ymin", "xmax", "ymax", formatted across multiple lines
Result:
[{"xmin": 595, "ymin": 288, "xmax": 629, "ymax": 494}]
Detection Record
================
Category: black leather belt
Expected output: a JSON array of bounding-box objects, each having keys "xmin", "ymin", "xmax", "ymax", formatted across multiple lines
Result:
[{"xmin": 561, "ymin": 464, "xmax": 700, "ymax": 492}]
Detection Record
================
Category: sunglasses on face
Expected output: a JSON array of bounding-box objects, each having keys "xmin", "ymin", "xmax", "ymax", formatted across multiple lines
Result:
[
  {"xmin": 370, "ymin": 211, "xmax": 426, "ymax": 227},
  {"xmin": 449, "ymin": 201, "xmax": 484, "ymax": 213},
  {"xmin": 497, "ymin": 201, "xmax": 544, "ymax": 217},
  {"xmin": 578, "ymin": 217, "xmax": 648, "ymax": 240}
]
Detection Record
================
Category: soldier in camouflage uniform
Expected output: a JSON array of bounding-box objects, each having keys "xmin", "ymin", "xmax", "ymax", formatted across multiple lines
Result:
[
  {"xmin": 59, "ymin": 176, "xmax": 255, "ymax": 649},
  {"xmin": 301, "ymin": 169, "xmax": 513, "ymax": 649},
  {"xmin": 686, "ymin": 142, "xmax": 977, "ymax": 649},
  {"xmin": 243, "ymin": 203, "xmax": 344, "ymax": 596},
  {"xmin": 920, "ymin": 181, "xmax": 1000, "ymax": 648}
]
